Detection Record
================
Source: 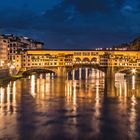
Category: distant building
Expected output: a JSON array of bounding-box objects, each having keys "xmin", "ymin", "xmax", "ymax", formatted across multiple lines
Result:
[
  {"xmin": 0, "ymin": 35, "xmax": 9, "ymax": 68},
  {"xmin": 128, "ymin": 35, "xmax": 140, "ymax": 50},
  {"xmin": 19, "ymin": 36, "xmax": 44, "ymax": 50},
  {"xmin": 0, "ymin": 34, "xmax": 44, "ymax": 70},
  {"xmin": 113, "ymin": 35, "xmax": 140, "ymax": 50}
]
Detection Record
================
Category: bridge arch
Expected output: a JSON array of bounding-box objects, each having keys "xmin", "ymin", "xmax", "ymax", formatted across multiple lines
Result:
[
  {"xmin": 20, "ymin": 68, "xmax": 57, "ymax": 76},
  {"xmin": 82, "ymin": 57, "xmax": 90, "ymax": 63},
  {"xmin": 67, "ymin": 65, "xmax": 105, "ymax": 73},
  {"xmin": 91, "ymin": 57, "xmax": 97, "ymax": 63},
  {"xmin": 75, "ymin": 57, "xmax": 81, "ymax": 63}
]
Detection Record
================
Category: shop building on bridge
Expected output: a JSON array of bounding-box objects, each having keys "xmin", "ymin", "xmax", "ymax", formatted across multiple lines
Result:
[{"xmin": 11, "ymin": 49, "xmax": 140, "ymax": 73}]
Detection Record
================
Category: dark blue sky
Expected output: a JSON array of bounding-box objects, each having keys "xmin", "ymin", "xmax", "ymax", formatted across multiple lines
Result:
[{"xmin": 0, "ymin": 0, "xmax": 140, "ymax": 49}]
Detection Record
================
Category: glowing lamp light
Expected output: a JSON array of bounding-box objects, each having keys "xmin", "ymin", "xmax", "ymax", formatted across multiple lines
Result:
[
  {"xmin": 10, "ymin": 65, "xmax": 15, "ymax": 69},
  {"xmin": 0, "ymin": 60, "xmax": 4, "ymax": 66},
  {"xmin": 131, "ymin": 69, "xmax": 136, "ymax": 74},
  {"xmin": 7, "ymin": 63, "xmax": 10, "ymax": 66}
]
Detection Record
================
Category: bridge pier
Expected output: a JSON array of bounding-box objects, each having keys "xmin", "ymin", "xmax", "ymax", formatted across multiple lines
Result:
[
  {"xmin": 57, "ymin": 67, "xmax": 67, "ymax": 78},
  {"xmin": 79, "ymin": 68, "xmax": 82, "ymax": 80},
  {"xmin": 72, "ymin": 69, "xmax": 75, "ymax": 80},
  {"xmin": 85, "ymin": 68, "xmax": 88, "ymax": 79},
  {"xmin": 104, "ymin": 66, "xmax": 116, "ymax": 96}
]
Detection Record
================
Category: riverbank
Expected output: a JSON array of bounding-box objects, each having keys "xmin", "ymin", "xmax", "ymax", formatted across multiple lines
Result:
[{"xmin": 0, "ymin": 75, "xmax": 23, "ymax": 86}]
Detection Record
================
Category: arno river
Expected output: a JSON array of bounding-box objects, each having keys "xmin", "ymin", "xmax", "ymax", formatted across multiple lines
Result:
[{"xmin": 0, "ymin": 69, "xmax": 140, "ymax": 140}]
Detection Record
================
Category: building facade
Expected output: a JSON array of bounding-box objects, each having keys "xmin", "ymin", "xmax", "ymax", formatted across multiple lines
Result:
[
  {"xmin": 0, "ymin": 34, "xmax": 44, "ymax": 71},
  {"xmin": 17, "ymin": 50, "xmax": 140, "ymax": 73}
]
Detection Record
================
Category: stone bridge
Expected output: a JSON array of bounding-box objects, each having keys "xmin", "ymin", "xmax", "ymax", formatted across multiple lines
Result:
[
  {"xmin": 13, "ymin": 50, "xmax": 139, "ymax": 91},
  {"xmin": 15, "ymin": 49, "xmax": 140, "ymax": 95},
  {"xmin": 16, "ymin": 50, "xmax": 139, "ymax": 74}
]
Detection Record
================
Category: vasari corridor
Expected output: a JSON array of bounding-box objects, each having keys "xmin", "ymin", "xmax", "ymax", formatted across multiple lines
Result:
[{"xmin": 0, "ymin": 0, "xmax": 140, "ymax": 140}]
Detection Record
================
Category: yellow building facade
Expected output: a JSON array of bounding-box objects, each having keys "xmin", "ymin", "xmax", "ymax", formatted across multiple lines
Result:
[{"xmin": 13, "ymin": 49, "xmax": 140, "ymax": 72}]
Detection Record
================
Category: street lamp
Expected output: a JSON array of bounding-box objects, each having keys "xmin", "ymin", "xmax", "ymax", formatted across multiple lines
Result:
[{"xmin": 131, "ymin": 69, "xmax": 136, "ymax": 74}]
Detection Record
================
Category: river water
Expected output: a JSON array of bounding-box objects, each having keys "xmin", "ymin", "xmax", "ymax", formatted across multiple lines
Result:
[{"xmin": 0, "ymin": 70, "xmax": 140, "ymax": 140}]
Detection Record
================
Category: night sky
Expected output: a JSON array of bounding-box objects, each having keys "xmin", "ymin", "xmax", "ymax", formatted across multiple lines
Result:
[{"xmin": 0, "ymin": 0, "xmax": 140, "ymax": 49}]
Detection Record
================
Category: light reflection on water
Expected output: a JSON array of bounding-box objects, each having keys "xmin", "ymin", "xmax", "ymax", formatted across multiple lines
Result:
[{"xmin": 0, "ymin": 70, "xmax": 140, "ymax": 140}]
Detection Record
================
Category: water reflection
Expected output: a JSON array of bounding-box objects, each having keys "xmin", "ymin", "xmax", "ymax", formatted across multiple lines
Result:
[
  {"xmin": 0, "ymin": 81, "xmax": 19, "ymax": 139},
  {"xmin": 132, "ymin": 75, "xmax": 135, "ymax": 90},
  {"xmin": 0, "ymin": 70, "xmax": 139, "ymax": 140},
  {"xmin": 129, "ymin": 95, "xmax": 137, "ymax": 139},
  {"xmin": 115, "ymin": 73, "xmax": 140, "ymax": 97},
  {"xmin": 0, "ymin": 87, "xmax": 4, "ymax": 103},
  {"xmin": 31, "ymin": 75, "xmax": 35, "ymax": 97},
  {"xmin": 0, "ymin": 82, "xmax": 17, "ymax": 114}
]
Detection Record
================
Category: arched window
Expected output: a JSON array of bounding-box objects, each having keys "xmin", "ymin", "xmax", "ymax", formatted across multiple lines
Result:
[
  {"xmin": 75, "ymin": 57, "xmax": 81, "ymax": 63},
  {"xmin": 82, "ymin": 58, "xmax": 90, "ymax": 63},
  {"xmin": 91, "ymin": 57, "xmax": 97, "ymax": 63}
]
